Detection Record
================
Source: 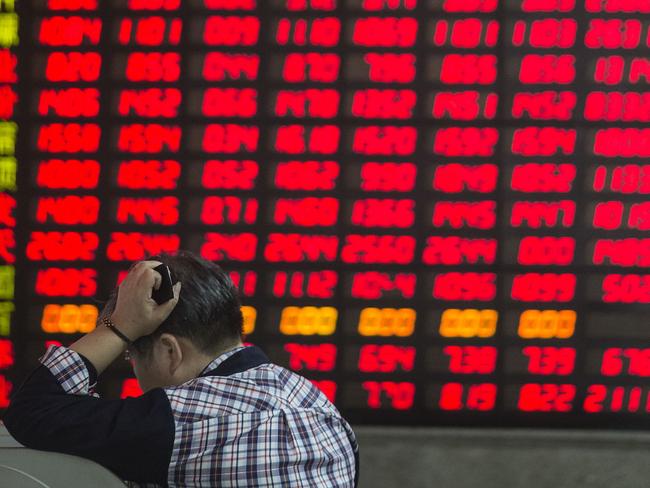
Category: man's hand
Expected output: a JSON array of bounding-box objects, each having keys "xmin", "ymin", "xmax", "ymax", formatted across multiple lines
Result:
[
  {"xmin": 69, "ymin": 261, "xmax": 181, "ymax": 375},
  {"xmin": 111, "ymin": 260, "xmax": 182, "ymax": 341}
]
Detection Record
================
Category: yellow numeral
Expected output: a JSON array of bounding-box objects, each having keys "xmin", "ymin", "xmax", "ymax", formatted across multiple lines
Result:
[
  {"xmin": 439, "ymin": 309, "xmax": 498, "ymax": 338},
  {"xmin": 518, "ymin": 309, "xmax": 576, "ymax": 339},
  {"xmin": 358, "ymin": 308, "xmax": 415, "ymax": 337},
  {"xmin": 0, "ymin": 301, "xmax": 14, "ymax": 336},
  {"xmin": 279, "ymin": 306, "xmax": 337, "ymax": 335},
  {"xmin": 241, "ymin": 305, "xmax": 256, "ymax": 335},
  {"xmin": 0, "ymin": 265, "xmax": 14, "ymax": 300},
  {"xmin": 41, "ymin": 304, "xmax": 98, "ymax": 334}
]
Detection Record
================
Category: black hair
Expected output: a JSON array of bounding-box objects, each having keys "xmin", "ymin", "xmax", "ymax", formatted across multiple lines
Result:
[{"xmin": 100, "ymin": 250, "xmax": 243, "ymax": 359}]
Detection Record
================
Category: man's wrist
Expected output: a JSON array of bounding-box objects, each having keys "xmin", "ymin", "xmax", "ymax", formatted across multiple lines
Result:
[
  {"xmin": 95, "ymin": 320, "xmax": 130, "ymax": 348},
  {"xmin": 108, "ymin": 314, "xmax": 140, "ymax": 343},
  {"xmin": 104, "ymin": 315, "xmax": 137, "ymax": 344},
  {"xmin": 70, "ymin": 318, "xmax": 129, "ymax": 375}
]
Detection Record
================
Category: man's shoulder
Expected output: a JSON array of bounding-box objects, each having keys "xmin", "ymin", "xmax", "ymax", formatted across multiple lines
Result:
[{"xmin": 162, "ymin": 362, "xmax": 336, "ymax": 422}]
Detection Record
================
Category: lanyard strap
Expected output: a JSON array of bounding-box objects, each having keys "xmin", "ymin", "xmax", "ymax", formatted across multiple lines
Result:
[{"xmin": 199, "ymin": 346, "xmax": 270, "ymax": 378}]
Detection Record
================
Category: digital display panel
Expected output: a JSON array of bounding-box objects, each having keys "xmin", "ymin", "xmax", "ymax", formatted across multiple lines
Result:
[{"xmin": 2, "ymin": 0, "xmax": 650, "ymax": 427}]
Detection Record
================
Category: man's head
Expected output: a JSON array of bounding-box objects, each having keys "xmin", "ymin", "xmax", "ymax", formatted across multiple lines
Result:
[{"xmin": 101, "ymin": 251, "xmax": 244, "ymax": 391}]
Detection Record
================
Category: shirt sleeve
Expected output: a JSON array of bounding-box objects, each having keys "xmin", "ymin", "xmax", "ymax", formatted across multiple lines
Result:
[
  {"xmin": 2, "ymin": 345, "xmax": 175, "ymax": 486},
  {"xmin": 39, "ymin": 344, "xmax": 99, "ymax": 396}
]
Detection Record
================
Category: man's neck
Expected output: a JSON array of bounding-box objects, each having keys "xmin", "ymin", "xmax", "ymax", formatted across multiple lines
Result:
[{"xmin": 195, "ymin": 340, "xmax": 245, "ymax": 377}]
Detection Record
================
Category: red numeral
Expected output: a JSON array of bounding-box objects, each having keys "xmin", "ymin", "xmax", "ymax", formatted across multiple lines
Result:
[
  {"xmin": 423, "ymin": 237, "xmax": 496, "ymax": 265},
  {"xmin": 512, "ymin": 91, "xmax": 576, "ymax": 120},
  {"xmin": 116, "ymin": 197, "xmax": 178, "ymax": 225},
  {"xmin": 0, "ymin": 340, "xmax": 14, "ymax": 369},
  {"xmin": 341, "ymin": 235, "xmax": 415, "ymax": 264},
  {"xmin": 27, "ymin": 232, "xmax": 99, "ymax": 261},
  {"xmin": 272, "ymin": 270, "xmax": 337, "ymax": 298},
  {"xmin": 439, "ymin": 383, "xmax": 497, "ymax": 411},
  {"xmin": 125, "ymin": 52, "xmax": 179, "ymax": 82},
  {"xmin": 203, "ymin": 160, "xmax": 258, "ymax": 190},
  {"xmin": 37, "ymin": 160, "xmax": 99, "ymax": 189},
  {"xmin": 523, "ymin": 346, "xmax": 575, "ymax": 375},
  {"xmin": 351, "ymin": 272, "xmax": 415, "ymax": 299},
  {"xmin": 201, "ymin": 233, "xmax": 258, "ymax": 262},
  {"xmin": 352, "ymin": 89, "xmax": 415, "ymax": 118},
  {"xmin": 203, "ymin": 53, "xmax": 259, "ymax": 81},
  {"xmin": 118, "ymin": 89, "xmax": 181, "ymax": 118},
  {"xmin": 285, "ymin": 343, "xmax": 337, "ymax": 371},
  {"xmin": 37, "ymin": 123, "xmax": 100, "ymax": 153},
  {"xmin": 364, "ymin": 53, "xmax": 414, "ymax": 83},
  {"xmin": 276, "ymin": 89, "xmax": 339, "ymax": 118},
  {"xmin": 359, "ymin": 345, "xmax": 415, "ymax": 373},
  {"xmin": 361, "ymin": 162, "xmax": 416, "ymax": 191},
  {"xmin": 36, "ymin": 196, "xmax": 99, "ymax": 225},
  {"xmin": 511, "ymin": 163, "xmax": 575, "ymax": 192},
  {"xmin": 433, "ymin": 272, "xmax": 496, "ymax": 301},
  {"xmin": 602, "ymin": 274, "xmax": 650, "ymax": 303},
  {"xmin": 353, "ymin": 126, "xmax": 416, "ymax": 155},
  {"xmin": 38, "ymin": 88, "xmax": 100, "ymax": 117},
  {"xmin": 264, "ymin": 234, "xmax": 338, "ymax": 262},
  {"xmin": 433, "ymin": 127, "xmax": 498, "ymax": 156},
  {"xmin": 273, "ymin": 198, "xmax": 338, "ymax": 226},
  {"xmin": 351, "ymin": 199, "xmax": 414, "ymax": 228},
  {"xmin": 202, "ymin": 197, "xmax": 258, "ymax": 225},
  {"xmin": 440, "ymin": 55, "xmax": 496, "ymax": 84},
  {"xmin": 203, "ymin": 124, "xmax": 259, "ymax": 153},
  {"xmin": 45, "ymin": 52, "xmax": 101, "ymax": 82},
  {"xmin": 203, "ymin": 16, "xmax": 259, "ymax": 45},
  {"xmin": 0, "ymin": 375, "xmax": 12, "ymax": 408},
  {"xmin": 117, "ymin": 160, "xmax": 180, "ymax": 189},
  {"xmin": 519, "ymin": 55, "xmax": 575, "ymax": 84},
  {"xmin": 593, "ymin": 238, "xmax": 650, "ymax": 267},
  {"xmin": 433, "ymin": 164, "xmax": 497, "ymax": 193},
  {"xmin": 363, "ymin": 381, "xmax": 415, "ymax": 410},
  {"xmin": 517, "ymin": 236, "xmax": 575, "ymax": 265},
  {"xmin": 353, "ymin": 17, "xmax": 417, "ymax": 47},
  {"xmin": 118, "ymin": 124, "xmax": 181, "ymax": 153},
  {"xmin": 275, "ymin": 161, "xmax": 338, "ymax": 190},
  {"xmin": 276, "ymin": 18, "xmax": 340, "ymax": 46},
  {"xmin": 38, "ymin": 15, "xmax": 102, "ymax": 46},
  {"xmin": 35, "ymin": 268, "xmax": 97, "ymax": 297},
  {"xmin": 444, "ymin": 346, "xmax": 497, "ymax": 374},
  {"xmin": 518, "ymin": 383, "xmax": 575, "ymax": 412},
  {"xmin": 107, "ymin": 233, "xmax": 180, "ymax": 261},
  {"xmin": 511, "ymin": 273, "xmax": 576, "ymax": 302},
  {"xmin": 432, "ymin": 201, "xmax": 496, "ymax": 229},
  {"xmin": 511, "ymin": 200, "xmax": 575, "ymax": 228},
  {"xmin": 594, "ymin": 128, "xmax": 650, "ymax": 157},
  {"xmin": 585, "ymin": 19, "xmax": 641, "ymax": 49}
]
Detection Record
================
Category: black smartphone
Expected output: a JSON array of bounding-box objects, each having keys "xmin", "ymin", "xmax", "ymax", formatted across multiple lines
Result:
[{"xmin": 152, "ymin": 264, "xmax": 175, "ymax": 304}]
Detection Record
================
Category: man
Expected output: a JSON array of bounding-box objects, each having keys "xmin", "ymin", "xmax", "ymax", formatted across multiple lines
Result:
[{"xmin": 3, "ymin": 251, "xmax": 359, "ymax": 487}]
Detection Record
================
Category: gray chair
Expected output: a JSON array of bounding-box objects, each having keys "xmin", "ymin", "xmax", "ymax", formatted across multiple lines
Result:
[{"xmin": 0, "ymin": 424, "xmax": 126, "ymax": 488}]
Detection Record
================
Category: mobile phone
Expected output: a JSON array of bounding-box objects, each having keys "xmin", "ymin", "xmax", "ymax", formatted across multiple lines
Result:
[{"xmin": 152, "ymin": 264, "xmax": 175, "ymax": 304}]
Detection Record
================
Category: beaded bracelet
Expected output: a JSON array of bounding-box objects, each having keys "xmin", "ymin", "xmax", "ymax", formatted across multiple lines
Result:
[{"xmin": 101, "ymin": 316, "xmax": 133, "ymax": 346}]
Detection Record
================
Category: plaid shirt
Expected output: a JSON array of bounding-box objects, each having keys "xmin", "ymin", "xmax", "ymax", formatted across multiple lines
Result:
[{"xmin": 4, "ymin": 344, "xmax": 358, "ymax": 487}]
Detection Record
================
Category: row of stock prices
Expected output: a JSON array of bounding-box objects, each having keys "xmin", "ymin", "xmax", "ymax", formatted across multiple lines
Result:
[{"xmin": 2, "ymin": 0, "xmax": 650, "ymax": 427}]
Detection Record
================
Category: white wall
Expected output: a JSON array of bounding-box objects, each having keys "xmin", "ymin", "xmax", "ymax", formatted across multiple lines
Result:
[{"xmin": 355, "ymin": 427, "xmax": 650, "ymax": 488}]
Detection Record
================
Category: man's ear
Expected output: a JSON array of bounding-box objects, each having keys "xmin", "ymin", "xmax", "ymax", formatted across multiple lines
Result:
[{"xmin": 159, "ymin": 333, "xmax": 183, "ymax": 375}]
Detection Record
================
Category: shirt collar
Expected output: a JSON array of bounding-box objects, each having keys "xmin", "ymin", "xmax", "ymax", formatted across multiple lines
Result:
[{"xmin": 198, "ymin": 345, "xmax": 249, "ymax": 377}]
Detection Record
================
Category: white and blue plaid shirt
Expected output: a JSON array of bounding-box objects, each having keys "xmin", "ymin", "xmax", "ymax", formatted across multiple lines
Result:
[{"xmin": 4, "ymin": 344, "xmax": 359, "ymax": 487}]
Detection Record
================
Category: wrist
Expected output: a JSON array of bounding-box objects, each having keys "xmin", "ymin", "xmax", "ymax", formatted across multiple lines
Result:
[
  {"xmin": 70, "ymin": 318, "xmax": 129, "ymax": 375},
  {"xmin": 109, "ymin": 313, "xmax": 139, "ymax": 338},
  {"xmin": 104, "ymin": 315, "xmax": 136, "ymax": 345}
]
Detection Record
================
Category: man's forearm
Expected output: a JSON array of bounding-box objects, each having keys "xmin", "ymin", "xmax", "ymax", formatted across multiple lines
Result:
[
  {"xmin": 3, "ymin": 344, "xmax": 175, "ymax": 485},
  {"xmin": 70, "ymin": 322, "xmax": 127, "ymax": 375}
]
